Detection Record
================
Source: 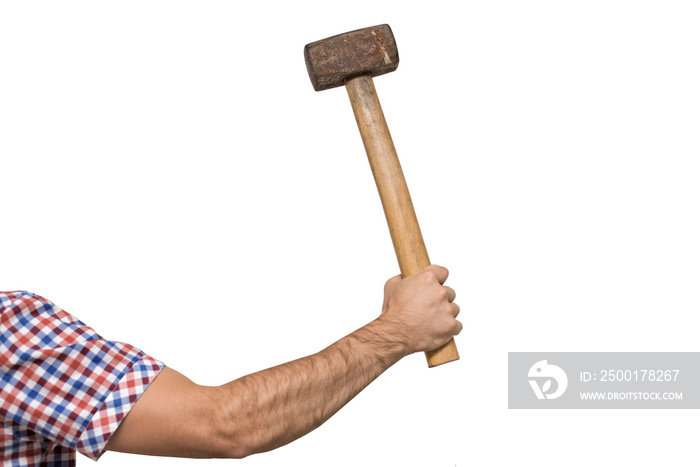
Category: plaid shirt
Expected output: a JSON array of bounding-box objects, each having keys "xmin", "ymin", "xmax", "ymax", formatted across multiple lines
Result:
[{"xmin": 1, "ymin": 291, "xmax": 165, "ymax": 466}]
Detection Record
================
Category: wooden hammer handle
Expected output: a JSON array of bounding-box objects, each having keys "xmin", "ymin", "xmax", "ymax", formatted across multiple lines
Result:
[{"xmin": 345, "ymin": 75, "xmax": 459, "ymax": 367}]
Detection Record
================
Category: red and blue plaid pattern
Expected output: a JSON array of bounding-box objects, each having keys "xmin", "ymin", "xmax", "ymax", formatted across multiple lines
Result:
[{"xmin": 1, "ymin": 291, "xmax": 165, "ymax": 466}]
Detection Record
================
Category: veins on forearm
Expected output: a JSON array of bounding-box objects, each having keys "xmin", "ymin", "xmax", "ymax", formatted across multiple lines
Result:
[{"xmin": 215, "ymin": 322, "xmax": 405, "ymax": 456}]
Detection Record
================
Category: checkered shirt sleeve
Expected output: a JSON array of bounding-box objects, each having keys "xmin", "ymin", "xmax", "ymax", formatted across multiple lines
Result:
[{"xmin": 1, "ymin": 291, "xmax": 165, "ymax": 466}]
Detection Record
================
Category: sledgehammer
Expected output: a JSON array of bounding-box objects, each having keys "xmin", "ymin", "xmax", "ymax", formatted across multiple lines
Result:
[{"xmin": 304, "ymin": 24, "xmax": 459, "ymax": 367}]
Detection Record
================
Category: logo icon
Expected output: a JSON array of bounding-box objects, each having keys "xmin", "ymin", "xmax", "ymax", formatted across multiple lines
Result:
[{"xmin": 528, "ymin": 360, "xmax": 568, "ymax": 400}]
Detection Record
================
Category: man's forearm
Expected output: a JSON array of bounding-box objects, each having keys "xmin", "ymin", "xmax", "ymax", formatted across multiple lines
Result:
[{"xmin": 215, "ymin": 318, "xmax": 408, "ymax": 457}]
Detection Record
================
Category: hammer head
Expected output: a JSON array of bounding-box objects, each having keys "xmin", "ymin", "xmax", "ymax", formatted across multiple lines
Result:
[{"xmin": 304, "ymin": 24, "xmax": 399, "ymax": 92}]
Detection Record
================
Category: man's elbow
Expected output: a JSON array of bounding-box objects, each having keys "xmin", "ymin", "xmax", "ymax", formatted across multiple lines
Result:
[
  {"xmin": 210, "ymin": 423, "xmax": 264, "ymax": 459},
  {"xmin": 207, "ymin": 387, "xmax": 261, "ymax": 459},
  {"xmin": 217, "ymin": 442, "xmax": 254, "ymax": 460},
  {"xmin": 206, "ymin": 421, "xmax": 253, "ymax": 459}
]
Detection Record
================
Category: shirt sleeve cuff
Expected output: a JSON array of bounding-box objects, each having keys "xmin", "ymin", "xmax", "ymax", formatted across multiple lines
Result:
[{"xmin": 76, "ymin": 355, "xmax": 165, "ymax": 461}]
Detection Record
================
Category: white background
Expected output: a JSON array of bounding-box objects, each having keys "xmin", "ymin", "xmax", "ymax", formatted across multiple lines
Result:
[{"xmin": 1, "ymin": 1, "xmax": 699, "ymax": 466}]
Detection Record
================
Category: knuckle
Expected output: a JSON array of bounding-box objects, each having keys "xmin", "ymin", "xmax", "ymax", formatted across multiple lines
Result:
[
  {"xmin": 384, "ymin": 275, "xmax": 400, "ymax": 289},
  {"xmin": 419, "ymin": 270, "xmax": 436, "ymax": 284},
  {"xmin": 435, "ymin": 265, "xmax": 449, "ymax": 281}
]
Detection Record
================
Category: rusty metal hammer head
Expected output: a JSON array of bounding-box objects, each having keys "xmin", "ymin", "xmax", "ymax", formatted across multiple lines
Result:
[{"xmin": 304, "ymin": 24, "xmax": 399, "ymax": 91}]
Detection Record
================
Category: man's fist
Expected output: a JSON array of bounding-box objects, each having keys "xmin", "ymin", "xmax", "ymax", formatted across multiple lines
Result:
[{"xmin": 377, "ymin": 265, "xmax": 462, "ymax": 355}]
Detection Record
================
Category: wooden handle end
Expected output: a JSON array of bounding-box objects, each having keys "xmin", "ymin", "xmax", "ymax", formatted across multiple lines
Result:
[{"xmin": 425, "ymin": 338, "xmax": 459, "ymax": 368}]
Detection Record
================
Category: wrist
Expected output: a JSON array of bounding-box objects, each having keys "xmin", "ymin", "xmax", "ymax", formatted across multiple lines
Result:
[{"xmin": 350, "ymin": 318, "xmax": 412, "ymax": 367}]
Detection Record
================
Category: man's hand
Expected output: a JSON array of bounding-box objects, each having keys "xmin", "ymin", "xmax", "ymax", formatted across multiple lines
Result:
[
  {"xmin": 376, "ymin": 265, "xmax": 462, "ymax": 355},
  {"xmin": 107, "ymin": 265, "xmax": 462, "ymax": 459}
]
